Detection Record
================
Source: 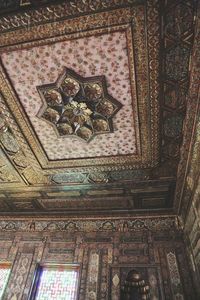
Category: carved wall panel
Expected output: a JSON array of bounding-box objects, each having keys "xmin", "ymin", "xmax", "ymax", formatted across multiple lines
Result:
[{"xmin": 0, "ymin": 217, "xmax": 197, "ymax": 299}]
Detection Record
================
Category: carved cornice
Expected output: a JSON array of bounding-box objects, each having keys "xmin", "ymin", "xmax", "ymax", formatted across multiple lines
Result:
[
  {"xmin": 0, "ymin": 0, "xmax": 144, "ymax": 34},
  {"xmin": 0, "ymin": 216, "xmax": 178, "ymax": 232}
]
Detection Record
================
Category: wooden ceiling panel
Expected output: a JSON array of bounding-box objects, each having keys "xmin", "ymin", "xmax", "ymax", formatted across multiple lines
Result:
[{"xmin": 0, "ymin": 0, "xmax": 197, "ymax": 216}]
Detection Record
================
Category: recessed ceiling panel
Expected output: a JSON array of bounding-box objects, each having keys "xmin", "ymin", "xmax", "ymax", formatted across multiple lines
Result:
[{"xmin": 1, "ymin": 31, "xmax": 137, "ymax": 160}]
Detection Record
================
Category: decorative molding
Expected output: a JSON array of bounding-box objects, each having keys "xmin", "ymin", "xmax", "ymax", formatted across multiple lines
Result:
[
  {"xmin": 0, "ymin": 0, "xmax": 143, "ymax": 34},
  {"xmin": 0, "ymin": 217, "xmax": 178, "ymax": 232}
]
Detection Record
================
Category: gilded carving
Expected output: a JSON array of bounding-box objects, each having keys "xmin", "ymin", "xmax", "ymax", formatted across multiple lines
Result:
[{"xmin": 37, "ymin": 68, "xmax": 122, "ymax": 142}]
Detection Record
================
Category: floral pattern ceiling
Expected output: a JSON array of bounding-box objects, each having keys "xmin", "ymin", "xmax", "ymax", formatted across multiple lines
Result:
[
  {"xmin": 1, "ymin": 31, "xmax": 137, "ymax": 160},
  {"xmin": 37, "ymin": 68, "xmax": 122, "ymax": 142}
]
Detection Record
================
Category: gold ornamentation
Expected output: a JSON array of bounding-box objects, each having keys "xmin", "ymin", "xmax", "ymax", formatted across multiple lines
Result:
[
  {"xmin": 38, "ymin": 68, "xmax": 122, "ymax": 142},
  {"xmin": 45, "ymin": 89, "xmax": 62, "ymax": 105},
  {"xmin": 62, "ymin": 78, "xmax": 80, "ymax": 96},
  {"xmin": 93, "ymin": 119, "xmax": 108, "ymax": 132},
  {"xmin": 84, "ymin": 83, "xmax": 102, "ymax": 101},
  {"xmin": 96, "ymin": 100, "xmax": 114, "ymax": 116},
  {"xmin": 57, "ymin": 123, "xmax": 73, "ymax": 135},
  {"xmin": 63, "ymin": 101, "xmax": 92, "ymax": 126},
  {"xmin": 43, "ymin": 108, "xmax": 60, "ymax": 124},
  {"xmin": 77, "ymin": 126, "xmax": 93, "ymax": 141}
]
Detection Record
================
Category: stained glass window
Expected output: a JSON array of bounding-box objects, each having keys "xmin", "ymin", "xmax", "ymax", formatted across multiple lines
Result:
[
  {"xmin": 0, "ymin": 263, "xmax": 11, "ymax": 299},
  {"xmin": 32, "ymin": 265, "xmax": 79, "ymax": 300}
]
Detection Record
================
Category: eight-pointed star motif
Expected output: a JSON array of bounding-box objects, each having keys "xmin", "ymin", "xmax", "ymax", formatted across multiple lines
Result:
[{"xmin": 37, "ymin": 68, "xmax": 122, "ymax": 142}]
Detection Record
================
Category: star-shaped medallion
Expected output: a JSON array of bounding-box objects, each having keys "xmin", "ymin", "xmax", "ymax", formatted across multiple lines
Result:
[{"xmin": 37, "ymin": 68, "xmax": 122, "ymax": 142}]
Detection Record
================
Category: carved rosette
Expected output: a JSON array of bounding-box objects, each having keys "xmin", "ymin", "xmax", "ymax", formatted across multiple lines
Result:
[{"xmin": 37, "ymin": 68, "xmax": 122, "ymax": 142}]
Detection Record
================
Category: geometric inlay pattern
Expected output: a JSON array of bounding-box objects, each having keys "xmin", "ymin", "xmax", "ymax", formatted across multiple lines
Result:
[{"xmin": 37, "ymin": 68, "xmax": 122, "ymax": 142}]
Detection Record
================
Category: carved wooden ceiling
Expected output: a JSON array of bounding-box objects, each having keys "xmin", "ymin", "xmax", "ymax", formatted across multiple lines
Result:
[{"xmin": 0, "ymin": 0, "xmax": 198, "ymax": 217}]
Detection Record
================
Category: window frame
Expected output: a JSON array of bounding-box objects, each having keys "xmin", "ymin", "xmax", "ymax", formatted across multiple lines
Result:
[
  {"xmin": 29, "ymin": 263, "xmax": 81, "ymax": 300},
  {"xmin": 0, "ymin": 261, "xmax": 11, "ymax": 300}
]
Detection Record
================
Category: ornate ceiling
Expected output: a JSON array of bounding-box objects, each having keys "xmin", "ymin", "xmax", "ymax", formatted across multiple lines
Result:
[
  {"xmin": 37, "ymin": 68, "xmax": 122, "ymax": 142},
  {"xmin": 0, "ymin": 0, "xmax": 198, "ymax": 216}
]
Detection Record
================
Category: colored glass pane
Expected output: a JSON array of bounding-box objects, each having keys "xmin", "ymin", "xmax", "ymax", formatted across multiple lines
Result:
[
  {"xmin": 0, "ymin": 265, "xmax": 10, "ymax": 299},
  {"xmin": 35, "ymin": 266, "xmax": 79, "ymax": 300}
]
